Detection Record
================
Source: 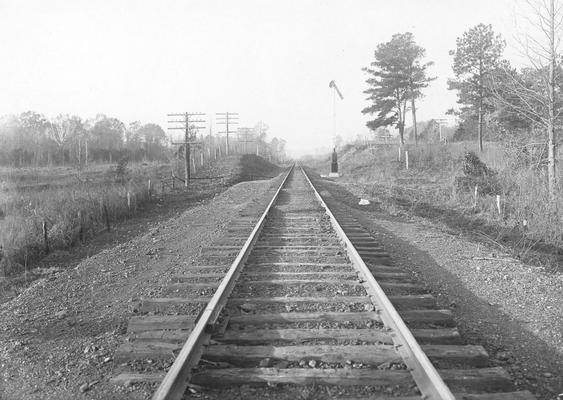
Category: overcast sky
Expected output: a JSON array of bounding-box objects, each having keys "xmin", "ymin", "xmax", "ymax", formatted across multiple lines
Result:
[{"xmin": 0, "ymin": 0, "xmax": 529, "ymax": 156}]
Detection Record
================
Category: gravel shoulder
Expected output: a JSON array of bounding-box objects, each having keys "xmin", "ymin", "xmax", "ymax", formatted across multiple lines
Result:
[
  {"xmin": 0, "ymin": 178, "xmax": 276, "ymax": 400},
  {"xmin": 317, "ymin": 177, "xmax": 563, "ymax": 400}
]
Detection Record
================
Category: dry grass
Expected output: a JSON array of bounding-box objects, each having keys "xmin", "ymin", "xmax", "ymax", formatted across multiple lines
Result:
[
  {"xmin": 311, "ymin": 141, "xmax": 563, "ymax": 257},
  {"xmin": 0, "ymin": 154, "xmax": 282, "ymax": 277},
  {"xmin": 0, "ymin": 162, "xmax": 172, "ymax": 276}
]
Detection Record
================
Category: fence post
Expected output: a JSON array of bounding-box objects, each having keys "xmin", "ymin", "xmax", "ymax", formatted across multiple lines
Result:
[
  {"xmin": 405, "ymin": 151, "xmax": 409, "ymax": 170},
  {"xmin": 127, "ymin": 191, "xmax": 131, "ymax": 212},
  {"xmin": 78, "ymin": 210, "xmax": 84, "ymax": 243},
  {"xmin": 496, "ymin": 195, "xmax": 502, "ymax": 217},
  {"xmin": 42, "ymin": 220, "xmax": 49, "ymax": 254},
  {"xmin": 103, "ymin": 203, "xmax": 110, "ymax": 232},
  {"xmin": 201, "ymin": 153, "xmax": 204, "ymax": 166},
  {"xmin": 398, "ymin": 146, "xmax": 402, "ymax": 162},
  {"xmin": 473, "ymin": 185, "xmax": 478, "ymax": 208},
  {"xmin": 148, "ymin": 179, "xmax": 152, "ymax": 200}
]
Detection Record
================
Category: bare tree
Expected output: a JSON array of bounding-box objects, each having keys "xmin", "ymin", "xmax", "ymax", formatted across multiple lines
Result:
[
  {"xmin": 47, "ymin": 115, "xmax": 83, "ymax": 165},
  {"xmin": 48, "ymin": 115, "xmax": 78, "ymax": 147},
  {"xmin": 492, "ymin": 0, "xmax": 562, "ymax": 197}
]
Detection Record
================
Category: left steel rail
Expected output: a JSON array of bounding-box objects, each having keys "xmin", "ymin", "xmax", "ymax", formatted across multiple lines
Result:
[{"xmin": 151, "ymin": 165, "xmax": 294, "ymax": 400}]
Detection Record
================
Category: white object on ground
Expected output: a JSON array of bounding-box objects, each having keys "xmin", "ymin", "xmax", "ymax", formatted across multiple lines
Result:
[{"xmin": 359, "ymin": 199, "xmax": 370, "ymax": 205}]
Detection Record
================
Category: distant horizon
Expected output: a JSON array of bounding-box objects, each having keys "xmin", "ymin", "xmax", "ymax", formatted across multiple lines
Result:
[{"xmin": 0, "ymin": 0, "xmax": 535, "ymax": 157}]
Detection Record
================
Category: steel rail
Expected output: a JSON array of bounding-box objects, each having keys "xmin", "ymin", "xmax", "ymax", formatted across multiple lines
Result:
[
  {"xmin": 300, "ymin": 166, "xmax": 456, "ymax": 400},
  {"xmin": 152, "ymin": 165, "xmax": 294, "ymax": 400}
]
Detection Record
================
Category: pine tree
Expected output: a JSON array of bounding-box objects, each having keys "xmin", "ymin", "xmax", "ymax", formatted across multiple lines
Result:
[
  {"xmin": 448, "ymin": 24, "xmax": 505, "ymax": 152},
  {"xmin": 362, "ymin": 33, "xmax": 434, "ymax": 145}
]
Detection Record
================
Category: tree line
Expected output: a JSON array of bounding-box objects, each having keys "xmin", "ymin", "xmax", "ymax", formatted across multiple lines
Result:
[
  {"xmin": 230, "ymin": 121, "xmax": 287, "ymax": 162},
  {"xmin": 0, "ymin": 113, "xmax": 288, "ymax": 168},
  {"xmin": 0, "ymin": 112, "xmax": 168, "ymax": 167},
  {"xmin": 361, "ymin": 0, "xmax": 561, "ymax": 197}
]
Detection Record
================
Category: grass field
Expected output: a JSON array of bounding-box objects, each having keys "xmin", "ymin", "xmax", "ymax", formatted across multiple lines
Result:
[
  {"xmin": 0, "ymin": 161, "xmax": 174, "ymax": 276},
  {"xmin": 0, "ymin": 154, "xmax": 282, "ymax": 278},
  {"xmin": 309, "ymin": 140, "xmax": 563, "ymax": 268}
]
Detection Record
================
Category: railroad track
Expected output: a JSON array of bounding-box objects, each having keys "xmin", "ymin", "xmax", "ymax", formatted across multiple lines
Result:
[{"xmin": 112, "ymin": 166, "xmax": 534, "ymax": 400}]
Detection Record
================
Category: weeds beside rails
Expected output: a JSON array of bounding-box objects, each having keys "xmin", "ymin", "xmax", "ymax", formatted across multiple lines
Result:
[
  {"xmin": 317, "ymin": 141, "xmax": 563, "ymax": 264},
  {"xmin": 0, "ymin": 176, "xmax": 154, "ymax": 277}
]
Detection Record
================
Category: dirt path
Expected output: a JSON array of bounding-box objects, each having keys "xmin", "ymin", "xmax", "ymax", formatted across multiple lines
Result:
[
  {"xmin": 316, "ymin": 176, "xmax": 563, "ymax": 400},
  {"xmin": 0, "ymin": 178, "xmax": 277, "ymax": 400}
]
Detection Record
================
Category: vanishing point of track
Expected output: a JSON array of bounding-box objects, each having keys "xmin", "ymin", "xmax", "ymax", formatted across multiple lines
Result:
[{"xmin": 112, "ymin": 166, "xmax": 535, "ymax": 400}]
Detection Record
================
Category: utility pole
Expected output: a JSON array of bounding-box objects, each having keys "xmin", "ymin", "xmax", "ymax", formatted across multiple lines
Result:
[
  {"xmin": 547, "ymin": 0, "xmax": 557, "ymax": 198},
  {"xmin": 237, "ymin": 127, "xmax": 256, "ymax": 154},
  {"xmin": 255, "ymin": 121, "xmax": 267, "ymax": 156},
  {"xmin": 216, "ymin": 112, "xmax": 239, "ymax": 155},
  {"xmin": 168, "ymin": 112, "xmax": 206, "ymax": 187},
  {"xmin": 208, "ymin": 114, "xmax": 213, "ymax": 159},
  {"xmin": 435, "ymin": 119, "xmax": 447, "ymax": 142}
]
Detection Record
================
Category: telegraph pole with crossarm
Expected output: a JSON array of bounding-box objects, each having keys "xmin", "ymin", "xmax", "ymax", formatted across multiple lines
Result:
[
  {"xmin": 167, "ymin": 112, "xmax": 206, "ymax": 186},
  {"xmin": 237, "ymin": 127, "xmax": 257, "ymax": 155},
  {"xmin": 216, "ymin": 112, "xmax": 239, "ymax": 156}
]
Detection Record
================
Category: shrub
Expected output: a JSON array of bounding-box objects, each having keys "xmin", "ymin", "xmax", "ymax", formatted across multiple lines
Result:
[
  {"xmin": 455, "ymin": 152, "xmax": 501, "ymax": 195},
  {"xmin": 108, "ymin": 156, "xmax": 130, "ymax": 183},
  {"xmin": 462, "ymin": 151, "xmax": 495, "ymax": 178}
]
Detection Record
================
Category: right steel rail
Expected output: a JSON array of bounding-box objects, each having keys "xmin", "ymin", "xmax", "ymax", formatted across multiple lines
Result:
[{"xmin": 301, "ymin": 166, "xmax": 456, "ymax": 400}]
